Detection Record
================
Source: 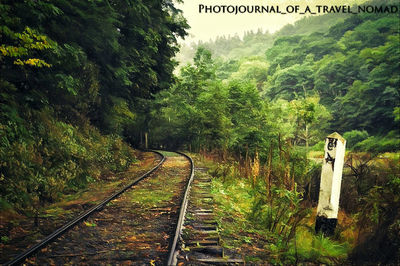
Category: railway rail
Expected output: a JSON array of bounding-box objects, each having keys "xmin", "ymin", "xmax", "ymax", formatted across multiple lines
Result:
[
  {"xmin": 167, "ymin": 152, "xmax": 195, "ymax": 265},
  {"xmin": 169, "ymin": 164, "xmax": 244, "ymax": 265},
  {"xmin": 5, "ymin": 150, "xmax": 179, "ymax": 265}
]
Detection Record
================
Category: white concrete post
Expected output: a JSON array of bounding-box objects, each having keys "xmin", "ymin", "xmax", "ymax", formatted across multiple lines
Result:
[{"xmin": 315, "ymin": 132, "xmax": 346, "ymax": 235}]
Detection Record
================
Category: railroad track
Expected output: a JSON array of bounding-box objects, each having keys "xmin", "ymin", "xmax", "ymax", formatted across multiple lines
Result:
[
  {"xmin": 169, "ymin": 164, "xmax": 244, "ymax": 265},
  {"xmin": 5, "ymin": 150, "xmax": 195, "ymax": 265}
]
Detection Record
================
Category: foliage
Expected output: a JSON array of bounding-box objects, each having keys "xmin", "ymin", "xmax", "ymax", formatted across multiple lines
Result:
[
  {"xmin": 160, "ymin": 2, "xmax": 399, "ymax": 155},
  {"xmin": 186, "ymin": 3, "xmax": 393, "ymax": 145},
  {"xmin": 161, "ymin": 6, "xmax": 399, "ymax": 265},
  {"xmin": 338, "ymin": 152, "xmax": 400, "ymax": 264},
  {"xmin": 350, "ymin": 168, "xmax": 400, "ymax": 264},
  {"xmin": 208, "ymin": 158, "xmax": 348, "ymax": 265},
  {"xmin": 353, "ymin": 131, "xmax": 400, "ymax": 152},
  {"xmin": 250, "ymin": 184, "xmax": 307, "ymax": 242},
  {"xmin": 0, "ymin": 7, "xmax": 54, "ymax": 68},
  {"xmin": 278, "ymin": 12, "xmax": 399, "ymax": 137},
  {"xmin": 229, "ymin": 57, "xmax": 269, "ymax": 90},
  {"xmin": 0, "ymin": 0, "xmax": 398, "ymax": 264},
  {"xmin": 0, "ymin": 0, "xmax": 187, "ymax": 215},
  {"xmin": 176, "ymin": 10, "xmax": 352, "ymax": 66},
  {"xmin": 0, "ymin": 104, "xmax": 135, "ymax": 215},
  {"xmin": 343, "ymin": 130, "xmax": 369, "ymax": 150},
  {"xmin": 310, "ymin": 140, "xmax": 325, "ymax": 152},
  {"xmin": 0, "ymin": 0, "xmax": 188, "ymax": 134},
  {"xmin": 150, "ymin": 47, "xmax": 232, "ymax": 151},
  {"xmin": 286, "ymin": 230, "xmax": 349, "ymax": 264},
  {"xmin": 290, "ymin": 95, "xmax": 331, "ymax": 148}
]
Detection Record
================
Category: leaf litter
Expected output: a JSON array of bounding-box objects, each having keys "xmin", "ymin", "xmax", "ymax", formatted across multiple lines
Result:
[
  {"xmin": 0, "ymin": 152, "xmax": 161, "ymax": 264},
  {"xmin": 25, "ymin": 154, "xmax": 191, "ymax": 265}
]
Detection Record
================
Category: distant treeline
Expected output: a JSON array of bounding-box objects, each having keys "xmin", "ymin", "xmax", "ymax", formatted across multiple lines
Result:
[
  {"xmin": 171, "ymin": 1, "xmax": 399, "ymax": 155},
  {"xmin": 176, "ymin": 11, "xmax": 351, "ymax": 63}
]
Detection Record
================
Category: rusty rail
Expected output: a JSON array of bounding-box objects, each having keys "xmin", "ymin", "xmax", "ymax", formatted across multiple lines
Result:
[
  {"xmin": 6, "ymin": 150, "xmax": 165, "ymax": 266},
  {"xmin": 167, "ymin": 151, "xmax": 195, "ymax": 265}
]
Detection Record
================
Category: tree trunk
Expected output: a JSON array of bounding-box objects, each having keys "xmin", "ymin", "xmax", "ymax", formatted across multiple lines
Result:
[
  {"xmin": 245, "ymin": 145, "xmax": 249, "ymax": 180},
  {"xmin": 145, "ymin": 132, "xmax": 148, "ymax": 149},
  {"xmin": 266, "ymin": 144, "xmax": 273, "ymax": 198},
  {"xmin": 305, "ymin": 123, "xmax": 309, "ymax": 150}
]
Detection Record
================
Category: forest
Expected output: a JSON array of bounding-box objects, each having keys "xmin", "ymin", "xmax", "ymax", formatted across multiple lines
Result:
[{"xmin": 1, "ymin": 0, "xmax": 399, "ymax": 264}]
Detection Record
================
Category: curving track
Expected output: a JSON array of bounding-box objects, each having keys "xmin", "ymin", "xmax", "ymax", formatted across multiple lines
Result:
[{"xmin": 6, "ymin": 151, "xmax": 195, "ymax": 265}]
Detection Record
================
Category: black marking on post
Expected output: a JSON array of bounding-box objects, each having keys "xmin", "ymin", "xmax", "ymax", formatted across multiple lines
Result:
[
  {"xmin": 327, "ymin": 138, "xmax": 337, "ymax": 150},
  {"xmin": 325, "ymin": 152, "xmax": 335, "ymax": 170}
]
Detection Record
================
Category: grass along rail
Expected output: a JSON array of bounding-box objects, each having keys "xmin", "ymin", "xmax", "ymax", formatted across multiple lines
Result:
[{"xmin": 170, "ymin": 160, "xmax": 244, "ymax": 265}]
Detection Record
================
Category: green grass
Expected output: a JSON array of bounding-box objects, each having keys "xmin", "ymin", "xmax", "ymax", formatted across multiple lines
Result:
[
  {"xmin": 126, "ymin": 165, "xmax": 182, "ymax": 208},
  {"xmin": 207, "ymin": 158, "xmax": 351, "ymax": 265},
  {"xmin": 128, "ymin": 189, "xmax": 174, "ymax": 208},
  {"xmin": 210, "ymin": 171, "xmax": 273, "ymax": 262},
  {"xmin": 42, "ymin": 207, "xmax": 73, "ymax": 218},
  {"xmin": 156, "ymin": 150, "xmax": 180, "ymax": 157},
  {"xmin": 287, "ymin": 229, "xmax": 349, "ymax": 264}
]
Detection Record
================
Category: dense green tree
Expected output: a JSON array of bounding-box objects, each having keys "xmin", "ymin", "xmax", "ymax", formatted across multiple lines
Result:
[
  {"xmin": 266, "ymin": 63, "xmax": 314, "ymax": 100},
  {"xmin": 263, "ymin": 7, "xmax": 399, "ymax": 139},
  {"xmin": 150, "ymin": 47, "xmax": 230, "ymax": 151},
  {"xmin": 290, "ymin": 96, "xmax": 331, "ymax": 148},
  {"xmin": 336, "ymin": 35, "xmax": 400, "ymax": 134},
  {"xmin": 313, "ymin": 52, "xmax": 364, "ymax": 105},
  {"xmin": 0, "ymin": 0, "xmax": 188, "ymax": 213},
  {"xmin": 227, "ymin": 80, "xmax": 268, "ymax": 157},
  {"xmin": 229, "ymin": 57, "xmax": 269, "ymax": 91}
]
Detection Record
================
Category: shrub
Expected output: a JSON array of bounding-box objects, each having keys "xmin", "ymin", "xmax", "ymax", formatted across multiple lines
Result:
[
  {"xmin": 343, "ymin": 130, "xmax": 369, "ymax": 150},
  {"xmin": 250, "ymin": 184, "xmax": 309, "ymax": 244},
  {"xmin": 0, "ymin": 106, "xmax": 136, "ymax": 214},
  {"xmin": 353, "ymin": 131, "xmax": 400, "ymax": 152},
  {"xmin": 286, "ymin": 230, "xmax": 349, "ymax": 264},
  {"xmin": 311, "ymin": 140, "xmax": 325, "ymax": 151}
]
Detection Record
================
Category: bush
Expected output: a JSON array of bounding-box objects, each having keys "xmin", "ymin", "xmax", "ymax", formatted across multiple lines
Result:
[
  {"xmin": 350, "ymin": 173, "xmax": 400, "ymax": 264},
  {"xmin": 0, "ymin": 106, "xmax": 136, "ymax": 214},
  {"xmin": 311, "ymin": 140, "xmax": 325, "ymax": 151},
  {"xmin": 250, "ymin": 184, "xmax": 309, "ymax": 244},
  {"xmin": 343, "ymin": 130, "xmax": 369, "ymax": 150},
  {"xmin": 286, "ymin": 230, "xmax": 349, "ymax": 264},
  {"xmin": 353, "ymin": 131, "xmax": 400, "ymax": 152}
]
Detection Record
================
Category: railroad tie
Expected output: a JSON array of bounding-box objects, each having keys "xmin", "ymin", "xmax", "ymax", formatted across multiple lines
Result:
[{"xmin": 177, "ymin": 169, "xmax": 244, "ymax": 265}]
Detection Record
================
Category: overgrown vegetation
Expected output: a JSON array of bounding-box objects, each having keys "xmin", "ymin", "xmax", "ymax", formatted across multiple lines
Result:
[
  {"xmin": 195, "ymin": 149, "xmax": 398, "ymax": 264},
  {"xmin": 152, "ymin": 2, "xmax": 399, "ymax": 152},
  {"xmin": 0, "ymin": 106, "xmax": 134, "ymax": 216},
  {"xmin": 202, "ymin": 156, "xmax": 349, "ymax": 264}
]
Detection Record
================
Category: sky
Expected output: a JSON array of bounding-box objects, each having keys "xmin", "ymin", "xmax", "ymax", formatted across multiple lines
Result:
[{"xmin": 175, "ymin": 0, "xmax": 366, "ymax": 44}]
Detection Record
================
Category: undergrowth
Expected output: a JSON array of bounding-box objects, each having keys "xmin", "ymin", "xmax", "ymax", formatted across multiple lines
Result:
[
  {"xmin": 207, "ymin": 158, "xmax": 350, "ymax": 264},
  {"xmin": 0, "ymin": 107, "xmax": 136, "ymax": 217}
]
